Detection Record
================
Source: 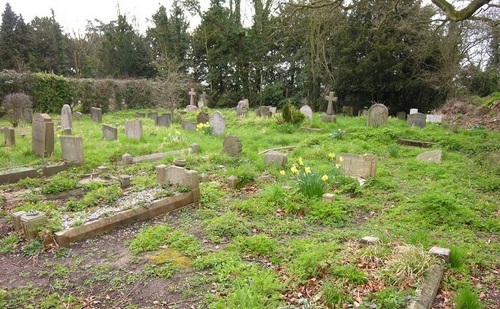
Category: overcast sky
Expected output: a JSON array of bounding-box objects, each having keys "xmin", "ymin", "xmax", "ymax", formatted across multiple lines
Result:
[{"xmin": 2, "ymin": 0, "xmax": 212, "ymax": 35}]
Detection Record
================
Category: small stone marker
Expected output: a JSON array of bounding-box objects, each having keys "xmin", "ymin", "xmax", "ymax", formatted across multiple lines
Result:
[
  {"xmin": 11, "ymin": 211, "xmax": 26, "ymax": 231},
  {"xmin": 416, "ymin": 149, "xmax": 442, "ymax": 163},
  {"xmin": 23, "ymin": 108, "xmax": 33, "ymax": 123},
  {"xmin": 198, "ymin": 91, "xmax": 207, "ymax": 108},
  {"xmin": 181, "ymin": 121, "xmax": 197, "ymax": 131},
  {"xmin": 426, "ymin": 114, "xmax": 443, "ymax": 123},
  {"xmin": 235, "ymin": 99, "xmax": 249, "ymax": 117},
  {"xmin": 410, "ymin": 108, "xmax": 418, "ymax": 114},
  {"xmin": 258, "ymin": 106, "xmax": 272, "ymax": 118},
  {"xmin": 102, "ymin": 124, "xmax": 118, "ymax": 140},
  {"xmin": 429, "ymin": 246, "xmax": 451, "ymax": 263},
  {"xmin": 156, "ymin": 114, "xmax": 172, "ymax": 127},
  {"xmin": 61, "ymin": 104, "xmax": 72, "ymax": 131},
  {"xmin": 299, "ymin": 105, "xmax": 313, "ymax": 120},
  {"xmin": 90, "ymin": 107, "xmax": 102, "ymax": 122},
  {"xmin": 396, "ymin": 111, "xmax": 407, "ymax": 120},
  {"xmin": 197, "ymin": 111, "xmax": 209, "ymax": 124},
  {"xmin": 366, "ymin": 103, "xmax": 388, "ymax": 127},
  {"xmin": 360, "ymin": 236, "xmax": 379, "ymax": 245},
  {"xmin": 4, "ymin": 127, "xmax": 15, "ymax": 147},
  {"xmin": 322, "ymin": 193, "xmax": 335, "ymax": 202},
  {"xmin": 337, "ymin": 153, "xmax": 378, "ymax": 179},
  {"xmin": 264, "ymin": 151, "xmax": 288, "ymax": 167},
  {"xmin": 200, "ymin": 173, "xmax": 209, "ymax": 183},
  {"xmin": 407, "ymin": 113, "xmax": 427, "ymax": 128},
  {"xmin": 227, "ymin": 175, "xmax": 238, "ymax": 189},
  {"xmin": 32, "ymin": 113, "xmax": 54, "ymax": 157},
  {"xmin": 186, "ymin": 105, "xmax": 198, "ymax": 112},
  {"xmin": 223, "ymin": 135, "xmax": 242, "ymax": 157},
  {"xmin": 156, "ymin": 165, "xmax": 199, "ymax": 190},
  {"xmin": 210, "ymin": 111, "xmax": 226, "ymax": 135},
  {"xmin": 191, "ymin": 143, "xmax": 200, "ymax": 153},
  {"xmin": 119, "ymin": 175, "xmax": 131, "ymax": 188},
  {"xmin": 73, "ymin": 111, "xmax": 82, "ymax": 120},
  {"xmin": 21, "ymin": 211, "xmax": 47, "ymax": 240},
  {"xmin": 124, "ymin": 119, "xmax": 143, "ymax": 140},
  {"xmin": 189, "ymin": 87, "xmax": 197, "ymax": 106},
  {"xmin": 60, "ymin": 136, "xmax": 85, "ymax": 165},
  {"xmin": 122, "ymin": 153, "xmax": 133, "ymax": 165}
]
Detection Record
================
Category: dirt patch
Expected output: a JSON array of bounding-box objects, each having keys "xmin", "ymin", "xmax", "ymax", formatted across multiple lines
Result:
[{"xmin": 435, "ymin": 97, "xmax": 499, "ymax": 131}]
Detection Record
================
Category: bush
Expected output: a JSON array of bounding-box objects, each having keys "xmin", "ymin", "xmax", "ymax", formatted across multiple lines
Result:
[
  {"xmin": 1, "ymin": 92, "xmax": 32, "ymax": 127},
  {"xmin": 281, "ymin": 101, "xmax": 305, "ymax": 124},
  {"xmin": 33, "ymin": 73, "xmax": 74, "ymax": 113},
  {"xmin": 258, "ymin": 83, "xmax": 284, "ymax": 106}
]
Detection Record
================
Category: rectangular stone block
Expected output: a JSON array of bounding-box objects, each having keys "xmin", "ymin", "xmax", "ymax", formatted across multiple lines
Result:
[
  {"xmin": 264, "ymin": 151, "xmax": 288, "ymax": 167},
  {"xmin": 21, "ymin": 212, "xmax": 47, "ymax": 240},
  {"xmin": 4, "ymin": 127, "xmax": 15, "ymax": 146},
  {"xmin": 337, "ymin": 153, "xmax": 377, "ymax": 179},
  {"xmin": 429, "ymin": 246, "xmax": 451, "ymax": 263},
  {"xmin": 156, "ymin": 164, "xmax": 167, "ymax": 184},
  {"xmin": 32, "ymin": 113, "xmax": 54, "ymax": 157},
  {"xmin": 11, "ymin": 211, "xmax": 26, "ymax": 231}
]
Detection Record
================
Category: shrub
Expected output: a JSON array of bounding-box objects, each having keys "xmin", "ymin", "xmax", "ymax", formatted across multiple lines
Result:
[
  {"xmin": 2, "ymin": 92, "xmax": 32, "ymax": 127},
  {"xmin": 33, "ymin": 73, "xmax": 74, "ymax": 113},
  {"xmin": 281, "ymin": 102, "xmax": 305, "ymax": 124}
]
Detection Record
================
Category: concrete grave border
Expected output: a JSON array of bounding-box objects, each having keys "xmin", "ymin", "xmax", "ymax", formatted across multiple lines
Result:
[{"xmin": 0, "ymin": 163, "xmax": 77, "ymax": 185}]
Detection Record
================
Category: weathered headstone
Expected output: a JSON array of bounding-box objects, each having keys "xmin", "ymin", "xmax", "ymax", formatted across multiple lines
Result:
[
  {"xmin": 409, "ymin": 108, "xmax": 418, "ymax": 114},
  {"xmin": 269, "ymin": 107, "xmax": 277, "ymax": 115},
  {"xmin": 359, "ymin": 108, "xmax": 369, "ymax": 117},
  {"xmin": 61, "ymin": 104, "xmax": 72, "ymax": 131},
  {"xmin": 235, "ymin": 99, "xmax": 249, "ymax": 117},
  {"xmin": 407, "ymin": 113, "xmax": 427, "ymax": 128},
  {"xmin": 73, "ymin": 112, "xmax": 82, "ymax": 120},
  {"xmin": 32, "ymin": 113, "xmax": 54, "ymax": 157},
  {"xmin": 90, "ymin": 107, "xmax": 102, "ymax": 122},
  {"xmin": 181, "ymin": 121, "xmax": 197, "ymax": 131},
  {"xmin": 210, "ymin": 111, "xmax": 226, "ymax": 135},
  {"xmin": 299, "ymin": 105, "xmax": 313, "ymax": 120},
  {"xmin": 189, "ymin": 88, "xmax": 196, "ymax": 106},
  {"xmin": 124, "ymin": 119, "xmax": 143, "ymax": 140},
  {"xmin": 366, "ymin": 103, "xmax": 388, "ymax": 127},
  {"xmin": 147, "ymin": 112, "xmax": 158, "ymax": 120},
  {"xmin": 198, "ymin": 91, "xmax": 207, "ymax": 108},
  {"xmin": 258, "ymin": 106, "xmax": 272, "ymax": 118},
  {"xmin": 416, "ymin": 149, "xmax": 442, "ymax": 163},
  {"xmin": 337, "ymin": 153, "xmax": 378, "ymax": 179},
  {"xmin": 22, "ymin": 108, "xmax": 33, "ymax": 123},
  {"xmin": 223, "ymin": 135, "xmax": 242, "ymax": 157},
  {"xmin": 342, "ymin": 106, "xmax": 354, "ymax": 116},
  {"xmin": 426, "ymin": 114, "xmax": 443, "ymax": 123},
  {"xmin": 60, "ymin": 135, "xmax": 85, "ymax": 165},
  {"xmin": 264, "ymin": 151, "xmax": 288, "ymax": 167},
  {"xmin": 197, "ymin": 111, "xmax": 209, "ymax": 124},
  {"xmin": 186, "ymin": 105, "xmax": 198, "ymax": 112},
  {"xmin": 102, "ymin": 124, "xmax": 118, "ymax": 140},
  {"xmin": 156, "ymin": 114, "xmax": 172, "ymax": 127},
  {"xmin": 396, "ymin": 112, "xmax": 407, "ymax": 120},
  {"xmin": 4, "ymin": 127, "xmax": 15, "ymax": 147}
]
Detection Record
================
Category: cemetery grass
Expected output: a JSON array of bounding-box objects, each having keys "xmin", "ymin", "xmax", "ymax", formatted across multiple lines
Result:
[{"xmin": 0, "ymin": 110, "xmax": 499, "ymax": 308}]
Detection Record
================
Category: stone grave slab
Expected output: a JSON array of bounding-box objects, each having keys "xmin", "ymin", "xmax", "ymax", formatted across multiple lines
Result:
[
  {"xmin": 426, "ymin": 114, "xmax": 443, "ymax": 123},
  {"xmin": 60, "ymin": 135, "xmax": 85, "ymax": 165},
  {"xmin": 366, "ymin": 103, "xmax": 388, "ymax": 127},
  {"xmin": 407, "ymin": 113, "xmax": 427, "ymax": 128},
  {"xmin": 416, "ymin": 149, "xmax": 442, "ymax": 163},
  {"xmin": 337, "ymin": 153, "xmax": 377, "ymax": 179},
  {"xmin": 73, "ymin": 112, "xmax": 82, "ymax": 120},
  {"xmin": 397, "ymin": 138, "xmax": 436, "ymax": 148},
  {"xmin": 102, "ymin": 124, "xmax": 118, "ymax": 140},
  {"xmin": 32, "ymin": 113, "xmax": 54, "ymax": 157},
  {"xmin": 396, "ymin": 112, "xmax": 407, "ymax": 120},
  {"xmin": 410, "ymin": 108, "xmax": 418, "ymax": 114},
  {"xmin": 258, "ymin": 106, "xmax": 272, "ymax": 118},
  {"xmin": 147, "ymin": 112, "xmax": 158, "ymax": 120},
  {"xmin": 124, "ymin": 119, "xmax": 143, "ymax": 140},
  {"xmin": 90, "ymin": 107, "xmax": 102, "ymax": 122},
  {"xmin": 264, "ymin": 151, "xmax": 288, "ymax": 167},
  {"xmin": 223, "ymin": 135, "xmax": 242, "ymax": 157},
  {"xmin": 136, "ymin": 112, "xmax": 146, "ymax": 118},
  {"xmin": 186, "ymin": 105, "xmax": 198, "ymax": 112},
  {"xmin": 210, "ymin": 111, "xmax": 226, "ymax": 135}
]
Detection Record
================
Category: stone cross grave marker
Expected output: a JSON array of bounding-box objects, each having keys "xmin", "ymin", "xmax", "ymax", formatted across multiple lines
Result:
[
  {"xmin": 366, "ymin": 103, "xmax": 388, "ymax": 127},
  {"xmin": 60, "ymin": 135, "xmax": 85, "ymax": 165},
  {"xmin": 102, "ymin": 124, "xmax": 118, "ymax": 140},
  {"xmin": 4, "ymin": 127, "xmax": 15, "ymax": 147},
  {"xmin": 325, "ymin": 91, "xmax": 338, "ymax": 115},
  {"xmin": 299, "ymin": 105, "xmax": 313, "ymax": 120},
  {"xmin": 32, "ymin": 113, "xmax": 54, "ymax": 157},
  {"xmin": 407, "ymin": 113, "xmax": 426, "ymax": 128},
  {"xmin": 124, "ymin": 119, "xmax": 143, "ymax": 140},
  {"xmin": 61, "ymin": 104, "xmax": 72, "ymax": 132},
  {"xmin": 189, "ymin": 88, "xmax": 196, "ymax": 106},
  {"xmin": 90, "ymin": 107, "xmax": 102, "ymax": 122},
  {"xmin": 223, "ymin": 135, "xmax": 242, "ymax": 157},
  {"xmin": 210, "ymin": 111, "xmax": 226, "ymax": 135}
]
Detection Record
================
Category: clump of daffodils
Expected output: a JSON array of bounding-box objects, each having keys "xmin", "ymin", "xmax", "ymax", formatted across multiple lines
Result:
[
  {"xmin": 282, "ymin": 157, "xmax": 329, "ymax": 198},
  {"xmin": 196, "ymin": 122, "xmax": 211, "ymax": 134}
]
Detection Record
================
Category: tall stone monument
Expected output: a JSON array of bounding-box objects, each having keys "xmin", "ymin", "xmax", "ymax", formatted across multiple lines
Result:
[{"xmin": 32, "ymin": 113, "xmax": 54, "ymax": 157}]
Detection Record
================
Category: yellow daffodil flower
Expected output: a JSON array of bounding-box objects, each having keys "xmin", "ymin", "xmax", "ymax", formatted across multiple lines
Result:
[
  {"xmin": 290, "ymin": 165, "xmax": 299, "ymax": 175},
  {"xmin": 298, "ymin": 157, "xmax": 304, "ymax": 166},
  {"xmin": 335, "ymin": 163, "xmax": 341, "ymax": 169},
  {"xmin": 305, "ymin": 167, "xmax": 311, "ymax": 174},
  {"xmin": 321, "ymin": 175, "xmax": 329, "ymax": 181},
  {"xmin": 339, "ymin": 157, "xmax": 344, "ymax": 162},
  {"xmin": 328, "ymin": 153, "xmax": 335, "ymax": 159},
  {"xmin": 279, "ymin": 170, "xmax": 285, "ymax": 175}
]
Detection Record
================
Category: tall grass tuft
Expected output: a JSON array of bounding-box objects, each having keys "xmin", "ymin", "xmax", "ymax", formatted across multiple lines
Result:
[{"xmin": 454, "ymin": 286, "xmax": 481, "ymax": 309}]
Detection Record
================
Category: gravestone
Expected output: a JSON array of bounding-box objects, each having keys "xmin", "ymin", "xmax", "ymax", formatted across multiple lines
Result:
[
  {"xmin": 299, "ymin": 105, "xmax": 313, "ymax": 120},
  {"xmin": 90, "ymin": 107, "xmax": 102, "ymax": 122},
  {"xmin": 181, "ymin": 121, "xmax": 197, "ymax": 131},
  {"xmin": 102, "ymin": 124, "xmax": 118, "ymax": 140},
  {"xmin": 342, "ymin": 106, "xmax": 354, "ymax": 116},
  {"xmin": 4, "ymin": 127, "xmax": 15, "ymax": 147},
  {"xmin": 426, "ymin": 114, "xmax": 443, "ymax": 123},
  {"xmin": 210, "ymin": 111, "xmax": 226, "ymax": 135},
  {"xmin": 322, "ymin": 91, "xmax": 338, "ymax": 122},
  {"xmin": 264, "ymin": 151, "xmax": 288, "ymax": 167},
  {"xmin": 124, "ymin": 119, "xmax": 143, "ymax": 140},
  {"xmin": 32, "ymin": 113, "xmax": 54, "ymax": 157},
  {"xmin": 223, "ymin": 135, "xmax": 242, "ymax": 157},
  {"xmin": 366, "ymin": 103, "xmax": 388, "ymax": 127},
  {"xmin": 416, "ymin": 149, "xmax": 442, "ymax": 163},
  {"xmin": 396, "ymin": 112, "xmax": 407, "ymax": 120},
  {"xmin": 147, "ymin": 112, "xmax": 158, "ymax": 120},
  {"xmin": 189, "ymin": 88, "xmax": 196, "ymax": 106},
  {"xmin": 186, "ymin": 105, "xmax": 198, "ymax": 112},
  {"xmin": 60, "ymin": 136, "xmax": 85, "ymax": 165},
  {"xmin": 61, "ymin": 104, "xmax": 72, "ymax": 128},
  {"xmin": 136, "ymin": 112, "xmax": 146, "ymax": 118},
  {"xmin": 235, "ymin": 99, "xmax": 249, "ymax": 117},
  {"xmin": 156, "ymin": 114, "xmax": 172, "ymax": 127},
  {"xmin": 407, "ymin": 113, "xmax": 427, "ymax": 128},
  {"xmin": 337, "ymin": 153, "xmax": 378, "ymax": 179},
  {"xmin": 359, "ymin": 108, "xmax": 369, "ymax": 117},
  {"xmin": 22, "ymin": 108, "xmax": 33, "ymax": 123},
  {"xmin": 269, "ymin": 107, "xmax": 277, "ymax": 115},
  {"xmin": 197, "ymin": 111, "xmax": 209, "ymax": 124},
  {"xmin": 198, "ymin": 91, "xmax": 207, "ymax": 108},
  {"xmin": 410, "ymin": 108, "xmax": 418, "ymax": 114},
  {"xmin": 258, "ymin": 106, "xmax": 272, "ymax": 118},
  {"xmin": 73, "ymin": 112, "xmax": 82, "ymax": 120}
]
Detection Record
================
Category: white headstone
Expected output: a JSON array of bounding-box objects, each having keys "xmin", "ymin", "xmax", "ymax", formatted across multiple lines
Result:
[
  {"xmin": 61, "ymin": 104, "xmax": 72, "ymax": 130},
  {"xmin": 299, "ymin": 105, "xmax": 313, "ymax": 120},
  {"xmin": 410, "ymin": 108, "xmax": 418, "ymax": 114},
  {"xmin": 426, "ymin": 114, "xmax": 443, "ymax": 123}
]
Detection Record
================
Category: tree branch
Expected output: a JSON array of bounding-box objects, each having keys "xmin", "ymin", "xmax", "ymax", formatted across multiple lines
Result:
[{"xmin": 431, "ymin": 0, "xmax": 492, "ymax": 21}]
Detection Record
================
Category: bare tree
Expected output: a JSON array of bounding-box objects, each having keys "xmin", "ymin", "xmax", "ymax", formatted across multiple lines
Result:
[{"xmin": 151, "ymin": 56, "xmax": 189, "ymax": 116}]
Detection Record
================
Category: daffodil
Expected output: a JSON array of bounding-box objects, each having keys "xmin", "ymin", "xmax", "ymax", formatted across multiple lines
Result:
[
  {"xmin": 321, "ymin": 175, "xmax": 329, "ymax": 181},
  {"xmin": 279, "ymin": 170, "xmax": 285, "ymax": 175},
  {"xmin": 328, "ymin": 153, "xmax": 335, "ymax": 159},
  {"xmin": 339, "ymin": 156, "xmax": 344, "ymax": 162},
  {"xmin": 298, "ymin": 157, "xmax": 304, "ymax": 166},
  {"xmin": 335, "ymin": 163, "xmax": 341, "ymax": 169},
  {"xmin": 175, "ymin": 130, "xmax": 181, "ymax": 135},
  {"xmin": 290, "ymin": 165, "xmax": 299, "ymax": 175},
  {"xmin": 304, "ymin": 167, "xmax": 311, "ymax": 174}
]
